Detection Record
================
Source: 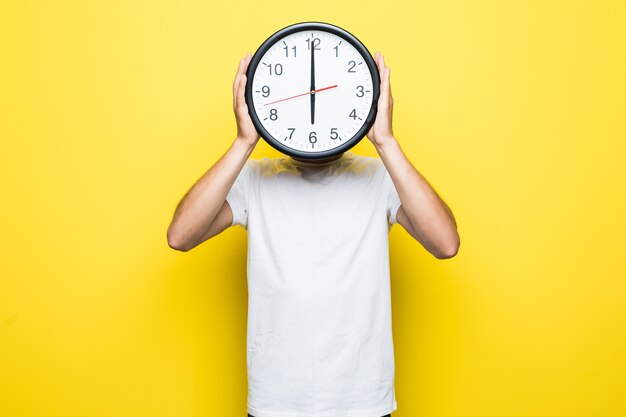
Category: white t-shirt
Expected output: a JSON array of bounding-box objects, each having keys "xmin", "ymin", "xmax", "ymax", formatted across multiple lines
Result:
[{"xmin": 225, "ymin": 151, "xmax": 402, "ymax": 417}]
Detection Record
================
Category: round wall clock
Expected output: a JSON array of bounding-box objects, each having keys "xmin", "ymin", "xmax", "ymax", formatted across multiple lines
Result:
[{"xmin": 245, "ymin": 22, "xmax": 380, "ymax": 160}]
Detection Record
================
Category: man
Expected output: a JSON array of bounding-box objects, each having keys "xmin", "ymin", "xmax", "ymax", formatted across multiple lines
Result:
[{"xmin": 167, "ymin": 51, "xmax": 460, "ymax": 417}]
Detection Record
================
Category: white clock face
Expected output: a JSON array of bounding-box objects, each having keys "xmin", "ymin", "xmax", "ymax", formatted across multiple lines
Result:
[{"xmin": 249, "ymin": 28, "xmax": 376, "ymax": 155}]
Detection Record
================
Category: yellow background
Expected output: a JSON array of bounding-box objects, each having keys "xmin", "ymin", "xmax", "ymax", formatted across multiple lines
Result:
[{"xmin": 1, "ymin": 0, "xmax": 625, "ymax": 416}]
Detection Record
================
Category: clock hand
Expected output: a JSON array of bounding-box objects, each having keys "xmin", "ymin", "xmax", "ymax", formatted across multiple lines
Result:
[
  {"xmin": 263, "ymin": 85, "xmax": 337, "ymax": 106},
  {"xmin": 310, "ymin": 39, "xmax": 315, "ymax": 125}
]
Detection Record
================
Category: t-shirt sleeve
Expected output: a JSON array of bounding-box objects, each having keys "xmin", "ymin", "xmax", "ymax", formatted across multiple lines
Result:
[
  {"xmin": 380, "ymin": 161, "xmax": 402, "ymax": 226},
  {"xmin": 225, "ymin": 159, "xmax": 256, "ymax": 229}
]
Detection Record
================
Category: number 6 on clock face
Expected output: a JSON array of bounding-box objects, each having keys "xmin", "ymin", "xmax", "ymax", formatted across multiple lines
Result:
[{"xmin": 245, "ymin": 21, "xmax": 380, "ymax": 160}]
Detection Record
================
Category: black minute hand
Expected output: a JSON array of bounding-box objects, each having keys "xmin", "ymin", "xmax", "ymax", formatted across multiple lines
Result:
[{"xmin": 310, "ymin": 38, "xmax": 316, "ymax": 125}]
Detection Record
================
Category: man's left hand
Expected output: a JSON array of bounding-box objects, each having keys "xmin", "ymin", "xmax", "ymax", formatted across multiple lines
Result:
[{"xmin": 367, "ymin": 51, "xmax": 395, "ymax": 148}]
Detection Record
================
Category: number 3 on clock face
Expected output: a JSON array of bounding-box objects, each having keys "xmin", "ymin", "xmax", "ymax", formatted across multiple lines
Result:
[{"xmin": 245, "ymin": 22, "xmax": 380, "ymax": 160}]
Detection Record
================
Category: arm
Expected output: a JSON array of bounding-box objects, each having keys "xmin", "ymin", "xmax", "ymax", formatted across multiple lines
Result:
[
  {"xmin": 367, "ymin": 52, "xmax": 460, "ymax": 259},
  {"xmin": 167, "ymin": 53, "xmax": 259, "ymax": 252}
]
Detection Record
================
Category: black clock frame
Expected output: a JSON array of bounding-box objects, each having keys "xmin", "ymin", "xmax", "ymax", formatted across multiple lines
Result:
[{"xmin": 245, "ymin": 21, "xmax": 380, "ymax": 160}]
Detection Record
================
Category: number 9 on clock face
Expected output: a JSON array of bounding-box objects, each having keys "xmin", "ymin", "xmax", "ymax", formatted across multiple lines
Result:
[{"xmin": 245, "ymin": 22, "xmax": 380, "ymax": 160}]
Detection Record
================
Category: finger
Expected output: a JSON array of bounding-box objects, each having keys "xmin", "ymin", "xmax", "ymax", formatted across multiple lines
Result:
[
  {"xmin": 378, "ymin": 68, "xmax": 391, "ymax": 108},
  {"xmin": 233, "ymin": 58, "xmax": 244, "ymax": 94},
  {"xmin": 233, "ymin": 77, "xmax": 242, "ymax": 108},
  {"xmin": 378, "ymin": 56, "xmax": 387, "ymax": 82},
  {"xmin": 235, "ymin": 58, "xmax": 244, "ymax": 82},
  {"xmin": 241, "ymin": 53, "xmax": 252, "ymax": 76},
  {"xmin": 379, "ymin": 65, "xmax": 389, "ymax": 92},
  {"xmin": 237, "ymin": 56, "xmax": 246, "ymax": 75},
  {"xmin": 385, "ymin": 66, "xmax": 391, "ymax": 95},
  {"xmin": 237, "ymin": 74, "xmax": 247, "ymax": 109}
]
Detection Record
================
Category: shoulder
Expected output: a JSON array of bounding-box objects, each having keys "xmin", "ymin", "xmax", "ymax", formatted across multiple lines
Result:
[
  {"xmin": 243, "ymin": 156, "xmax": 287, "ymax": 177},
  {"xmin": 344, "ymin": 152, "xmax": 387, "ymax": 177}
]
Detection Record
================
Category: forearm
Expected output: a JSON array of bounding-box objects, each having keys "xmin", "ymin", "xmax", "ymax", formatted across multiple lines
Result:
[
  {"xmin": 167, "ymin": 137, "xmax": 254, "ymax": 248},
  {"xmin": 375, "ymin": 136, "xmax": 459, "ymax": 253}
]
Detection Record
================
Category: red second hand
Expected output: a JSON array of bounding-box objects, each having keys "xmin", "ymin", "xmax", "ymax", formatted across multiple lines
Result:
[{"xmin": 263, "ymin": 84, "xmax": 338, "ymax": 106}]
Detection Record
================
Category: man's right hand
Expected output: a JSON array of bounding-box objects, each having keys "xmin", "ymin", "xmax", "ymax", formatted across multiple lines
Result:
[
  {"xmin": 167, "ymin": 52, "xmax": 260, "ymax": 251},
  {"xmin": 233, "ymin": 53, "xmax": 260, "ymax": 147}
]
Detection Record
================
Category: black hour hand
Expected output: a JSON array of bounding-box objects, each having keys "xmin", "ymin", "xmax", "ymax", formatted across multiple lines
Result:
[{"xmin": 310, "ymin": 38, "xmax": 316, "ymax": 125}]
